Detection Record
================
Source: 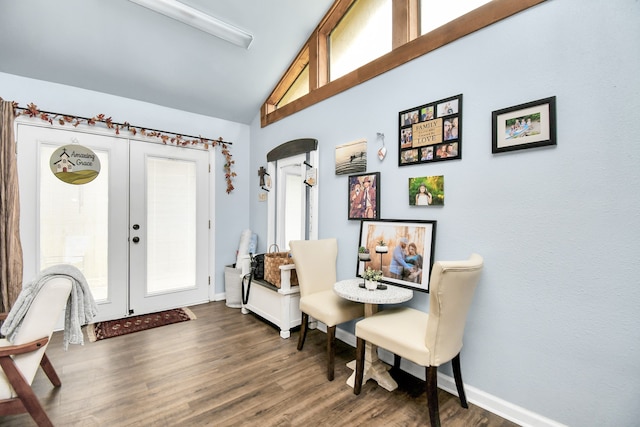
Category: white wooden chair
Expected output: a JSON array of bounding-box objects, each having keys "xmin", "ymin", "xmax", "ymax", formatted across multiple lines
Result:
[
  {"xmin": 0, "ymin": 277, "xmax": 72, "ymax": 427},
  {"xmin": 289, "ymin": 238, "xmax": 364, "ymax": 381},
  {"xmin": 353, "ymin": 254, "xmax": 483, "ymax": 427}
]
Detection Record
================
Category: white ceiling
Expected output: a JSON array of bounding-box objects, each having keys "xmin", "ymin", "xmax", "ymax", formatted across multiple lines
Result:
[{"xmin": 0, "ymin": 0, "xmax": 334, "ymax": 124}]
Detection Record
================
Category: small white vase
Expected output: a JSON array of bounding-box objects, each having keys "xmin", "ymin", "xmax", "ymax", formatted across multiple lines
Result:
[
  {"xmin": 364, "ymin": 280, "xmax": 378, "ymax": 291},
  {"xmin": 375, "ymin": 245, "xmax": 388, "ymax": 253},
  {"xmin": 358, "ymin": 253, "xmax": 371, "ymax": 261}
]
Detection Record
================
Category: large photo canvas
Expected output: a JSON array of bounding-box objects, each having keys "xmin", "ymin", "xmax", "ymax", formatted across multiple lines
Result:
[{"xmin": 357, "ymin": 219, "xmax": 436, "ymax": 292}]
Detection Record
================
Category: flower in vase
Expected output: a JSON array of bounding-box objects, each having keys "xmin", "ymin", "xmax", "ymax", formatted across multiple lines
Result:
[{"xmin": 363, "ymin": 267, "xmax": 383, "ymax": 282}]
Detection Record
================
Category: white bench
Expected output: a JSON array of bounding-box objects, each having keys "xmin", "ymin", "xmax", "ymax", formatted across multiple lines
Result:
[{"xmin": 240, "ymin": 264, "xmax": 303, "ymax": 339}]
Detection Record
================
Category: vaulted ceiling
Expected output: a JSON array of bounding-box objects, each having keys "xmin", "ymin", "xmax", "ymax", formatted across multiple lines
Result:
[{"xmin": 0, "ymin": 0, "xmax": 334, "ymax": 124}]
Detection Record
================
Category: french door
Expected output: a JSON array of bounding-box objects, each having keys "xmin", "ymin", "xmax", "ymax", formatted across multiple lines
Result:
[
  {"xmin": 128, "ymin": 140, "xmax": 209, "ymax": 314},
  {"xmin": 16, "ymin": 123, "xmax": 210, "ymax": 322}
]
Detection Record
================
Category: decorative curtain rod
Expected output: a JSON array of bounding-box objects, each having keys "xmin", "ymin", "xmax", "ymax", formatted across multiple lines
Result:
[
  {"xmin": 9, "ymin": 101, "xmax": 237, "ymax": 193},
  {"xmin": 12, "ymin": 104, "xmax": 232, "ymax": 146}
]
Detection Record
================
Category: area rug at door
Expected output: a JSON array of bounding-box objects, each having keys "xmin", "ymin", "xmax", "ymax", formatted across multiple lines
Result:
[{"xmin": 87, "ymin": 308, "xmax": 196, "ymax": 342}]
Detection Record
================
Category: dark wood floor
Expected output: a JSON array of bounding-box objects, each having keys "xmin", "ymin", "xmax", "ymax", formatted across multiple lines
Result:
[{"xmin": 2, "ymin": 301, "xmax": 519, "ymax": 426}]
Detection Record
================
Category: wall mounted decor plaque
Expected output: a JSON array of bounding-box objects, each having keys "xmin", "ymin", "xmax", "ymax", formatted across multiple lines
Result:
[{"xmin": 49, "ymin": 144, "xmax": 101, "ymax": 184}]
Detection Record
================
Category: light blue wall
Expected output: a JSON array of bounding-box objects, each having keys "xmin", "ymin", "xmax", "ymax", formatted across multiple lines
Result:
[
  {"xmin": 2, "ymin": 0, "xmax": 638, "ymax": 424},
  {"xmin": 248, "ymin": 1, "xmax": 640, "ymax": 425},
  {"xmin": 0, "ymin": 72, "xmax": 252, "ymax": 298}
]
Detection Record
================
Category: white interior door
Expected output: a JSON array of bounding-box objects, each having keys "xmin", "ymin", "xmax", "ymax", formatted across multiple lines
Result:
[{"xmin": 16, "ymin": 122, "xmax": 210, "ymax": 321}]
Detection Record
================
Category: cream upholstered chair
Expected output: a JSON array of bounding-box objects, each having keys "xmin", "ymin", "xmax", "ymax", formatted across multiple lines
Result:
[
  {"xmin": 289, "ymin": 238, "xmax": 364, "ymax": 381},
  {"xmin": 0, "ymin": 277, "xmax": 73, "ymax": 427},
  {"xmin": 353, "ymin": 254, "xmax": 483, "ymax": 427}
]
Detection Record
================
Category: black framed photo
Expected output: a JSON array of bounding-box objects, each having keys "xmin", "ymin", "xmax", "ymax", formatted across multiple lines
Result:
[
  {"xmin": 492, "ymin": 96, "xmax": 557, "ymax": 153},
  {"xmin": 356, "ymin": 219, "xmax": 436, "ymax": 292},
  {"xmin": 348, "ymin": 172, "xmax": 380, "ymax": 220},
  {"xmin": 398, "ymin": 94, "xmax": 462, "ymax": 166}
]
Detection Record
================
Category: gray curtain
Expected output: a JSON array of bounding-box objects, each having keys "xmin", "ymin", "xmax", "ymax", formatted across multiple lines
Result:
[{"xmin": 0, "ymin": 98, "xmax": 23, "ymax": 312}]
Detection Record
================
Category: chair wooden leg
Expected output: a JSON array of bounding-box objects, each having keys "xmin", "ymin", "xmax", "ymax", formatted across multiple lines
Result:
[
  {"xmin": 297, "ymin": 312, "xmax": 309, "ymax": 351},
  {"xmin": 39, "ymin": 353, "xmax": 61, "ymax": 387},
  {"xmin": 452, "ymin": 352, "xmax": 468, "ymax": 408},
  {"xmin": 326, "ymin": 325, "xmax": 336, "ymax": 381},
  {"xmin": 426, "ymin": 366, "xmax": 440, "ymax": 427},
  {"xmin": 0, "ymin": 356, "xmax": 54, "ymax": 427},
  {"xmin": 354, "ymin": 337, "xmax": 365, "ymax": 395}
]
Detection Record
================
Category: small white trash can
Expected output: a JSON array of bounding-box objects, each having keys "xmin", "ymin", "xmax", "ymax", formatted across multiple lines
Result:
[{"xmin": 224, "ymin": 265, "xmax": 243, "ymax": 308}]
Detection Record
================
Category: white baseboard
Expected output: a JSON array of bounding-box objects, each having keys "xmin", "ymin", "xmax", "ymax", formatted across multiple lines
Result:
[{"xmin": 333, "ymin": 327, "xmax": 565, "ymax": 427}]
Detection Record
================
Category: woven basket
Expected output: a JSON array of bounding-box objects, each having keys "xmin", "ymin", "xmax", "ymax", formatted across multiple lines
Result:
[{"xmin": 264, "ymin": 245, "xmax": 298, "ymax": 287}]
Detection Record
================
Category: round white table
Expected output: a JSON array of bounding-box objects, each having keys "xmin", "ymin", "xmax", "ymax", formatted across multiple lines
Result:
[{"xmin": 333, "ymin": 278, "xmax": 413, "ymax": 391}]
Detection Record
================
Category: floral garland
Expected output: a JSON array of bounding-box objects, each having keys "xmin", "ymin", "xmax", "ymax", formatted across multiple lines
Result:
[{"xmin": 12, "ymin": 102, "xmax": 236, "ymax": 193}]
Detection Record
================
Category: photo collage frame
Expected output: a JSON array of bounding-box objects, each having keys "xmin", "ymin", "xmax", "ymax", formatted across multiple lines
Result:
[{"xmin": 398, "ymin": 94, "xmax": 462, "ymax": 166}]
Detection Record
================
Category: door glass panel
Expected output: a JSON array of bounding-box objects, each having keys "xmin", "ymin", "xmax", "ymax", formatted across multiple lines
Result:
[
  {"xmin": 146, "ymin": 157, "xmax": 196, "ymax": 293},
  {"xmin": 39, "ymin": 144, "xmax": 109, "ymax": 301}
]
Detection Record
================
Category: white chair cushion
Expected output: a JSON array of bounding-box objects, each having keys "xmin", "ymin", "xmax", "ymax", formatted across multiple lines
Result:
[
  {"xmin": 0, "ymin": 277, "xmax": 72, "ymax": 399},
  {"xmin": 356, "ymin": 306, "xmax": 432, "ymax": 366},
  {"xmin": 300, "ymin": 290, "xmax": 363, "ymax": 327}
]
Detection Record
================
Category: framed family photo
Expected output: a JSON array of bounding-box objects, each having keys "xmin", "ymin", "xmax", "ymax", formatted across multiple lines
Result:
[
  {"xmin": 356, "ymin": 219, "xmax": 436, "ymax": 292},
  {"xmin": 398, "ymin": 94, "xmax": 462, "ymax": 166},
  {"xmin": 492, "ymin": 96, "xmax": 557, "ymax": 153},
  {"xmin": 348, "ymin": 172, "xmax": 380, "ymax": 220}
]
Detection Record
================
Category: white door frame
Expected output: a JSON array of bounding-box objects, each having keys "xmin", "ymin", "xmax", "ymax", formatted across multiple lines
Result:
[{"xmin": 267, "ymin": 149, "xmax": 318, "ymax": 248}]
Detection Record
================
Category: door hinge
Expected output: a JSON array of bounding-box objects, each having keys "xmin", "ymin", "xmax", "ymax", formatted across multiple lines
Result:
[
  {"xmin": 209, "ymin": 220, "xmax": 211, "ymax": 229},
  {"xmin": 208, "ymin": 276, "xmax": 211, "ymax": 285},
  {"xmin": 209, "ymin": 164, "xmax": 211, "ymax": 173}
]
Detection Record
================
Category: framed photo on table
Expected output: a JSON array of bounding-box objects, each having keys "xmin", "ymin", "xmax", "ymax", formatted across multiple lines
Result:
[
  {"xmin": 356, "ymin": 219, "xmax": 436, "ymax": 292},
  {"xmin": 348, "ymin": 172, "xmax": 380, "ymax": 220},
  {"xmin": 492, "ymin": 96, "xmax": 557, "ymax": 153}
]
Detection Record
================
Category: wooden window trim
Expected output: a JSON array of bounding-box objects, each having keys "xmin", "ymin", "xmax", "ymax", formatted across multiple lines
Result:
[
  {"xmin": 393, "ymin": 0, "xmax": 419, "ymax": 49},
  {"xmin": 266, "ymin": 46, "xmax": 310, "ymax": 108},
  {"xmin": 261, "ymin": 0, "xmax": 547, "ymax": 128}
]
